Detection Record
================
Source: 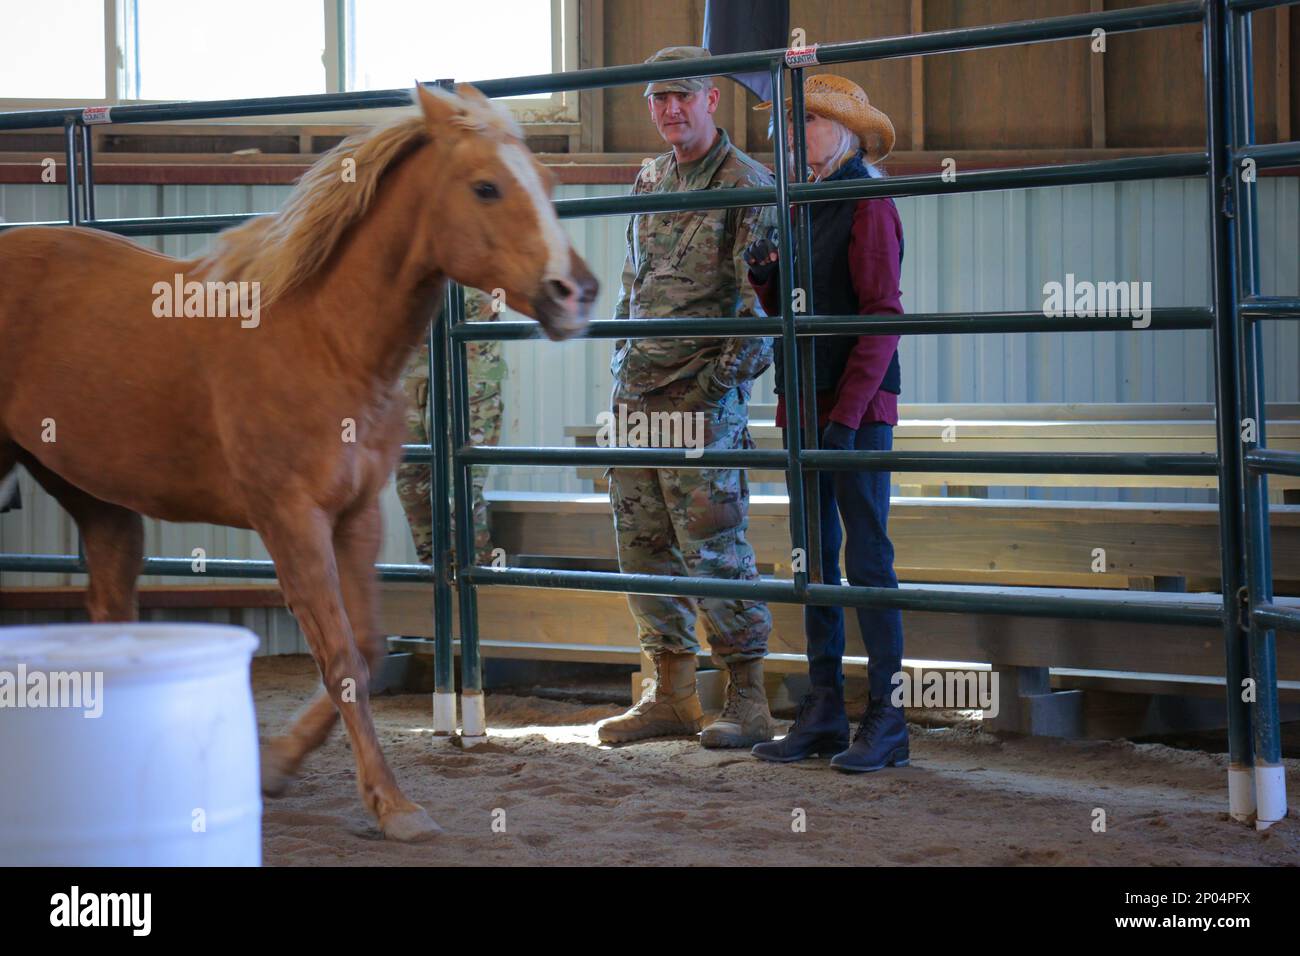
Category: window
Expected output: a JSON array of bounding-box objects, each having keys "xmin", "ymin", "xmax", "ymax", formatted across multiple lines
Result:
[
  {"xmin": 0, "ymin": 0, "xmax": 106, "ymax": 99},
  {"xmin": 346, "ymin": 0, "xmax": 553, "ymax": 97},
  {"xmin": 0, "ymin": 0, "xmax": 577, "ymax": 124},
  {"xmin": 122, "ymin": 0, "xmax": 325, "ymax": 101}
]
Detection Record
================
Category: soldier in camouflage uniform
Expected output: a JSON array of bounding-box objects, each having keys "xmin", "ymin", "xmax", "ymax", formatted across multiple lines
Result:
[
  {"xmin": 595, "ymin": 46, "xmax": 779, "ymax": 749},
  {"xmin": 396, "ymin": 287, "xmax": 504, "ymax": 567}
]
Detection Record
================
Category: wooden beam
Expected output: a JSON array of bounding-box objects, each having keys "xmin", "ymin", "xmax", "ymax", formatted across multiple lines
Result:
[
  {"xmin": 487, "ymin": 492, "xmax": 1300, "ymax": 583},
  {"xmin": 1278, "ymin": 6, "xmax": 1291, "ymax": 143},
  {"xmin": 1089, "ymin": 0, "xmax": 1106, "ymax": 148},
  {"xmin": 378, "ymin": 582, "xmax": 1300, "ymax": 682},
  {"xmin": 732, "ymin": 76, "xmax": 749, "ymax": 152},
  {"xmin": 385, "ymin": 638, "xmax": 1300, "ymax": 708},
  {"xmin": 579, "ymin": 0, "xmax": 606, "ymax": 154},
  {"xmin": 910, "ymin": 0, "xmax": 924, "ymax": 151}
]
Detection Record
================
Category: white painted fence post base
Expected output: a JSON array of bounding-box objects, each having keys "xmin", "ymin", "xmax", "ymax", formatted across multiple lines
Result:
[
  {"xmin": 432, "ymin": 691, "xmax": 457, "ymax": 737},
  {"xmin": 1228, "ymin": 766, "xmax": 1256, "ymax": 824},
  {"xmin": 458, "ymin": 690, "xmax": 487, "ymax": 748},
  {"xmin": 1254, "ymin": 764, "xmax": 1286, "ymax": 831}
]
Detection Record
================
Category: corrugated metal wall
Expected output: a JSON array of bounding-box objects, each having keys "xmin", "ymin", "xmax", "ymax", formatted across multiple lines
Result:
[
  {"xmin": 2, "ymin": 176, "xmax": 1298, "ymax": 602},
  {"xmin": 0, "ymin": 605, "xmax": 309, "ymax": 657}
]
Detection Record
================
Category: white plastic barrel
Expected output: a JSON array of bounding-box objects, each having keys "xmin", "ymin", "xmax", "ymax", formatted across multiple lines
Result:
[{"xmin": 0, "ymin": 623, "xmax": 262, "ymax": 866}]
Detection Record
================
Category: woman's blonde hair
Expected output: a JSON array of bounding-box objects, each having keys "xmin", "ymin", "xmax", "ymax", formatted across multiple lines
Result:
[
  {"xmin": 810, "ymin": 119, "xmax": 860, "ymax": 182},
  {"xmin": 767, "ymin": 112, "xmax": 887, "ymax": 181}
]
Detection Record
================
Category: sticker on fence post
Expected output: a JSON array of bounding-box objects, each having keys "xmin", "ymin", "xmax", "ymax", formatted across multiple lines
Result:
[
  {"xmin": 81, "ymin": 106, "xmax": 113, "ymax": 125},
  {"xmin": 784, "ymin": 46, "xmax": 819, "ymax": 68}
]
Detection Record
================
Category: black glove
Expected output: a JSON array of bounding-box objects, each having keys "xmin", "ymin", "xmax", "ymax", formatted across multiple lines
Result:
[
  {"xmin": 821, "ymin": 421, "xmax": 857, "ymax": 450},
  {"xmin": 743, "ymin": 226, "xmax": 780, "ymax": 285}
]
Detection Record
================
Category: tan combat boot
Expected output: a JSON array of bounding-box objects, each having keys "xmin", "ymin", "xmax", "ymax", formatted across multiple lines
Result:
[
  {"xmin": 596, "ymin": 652, "xmax": 704, "ymax": 744},
  {"xmin": 700, "ymin": 658, "xmax": 779, "ymax": 748}
]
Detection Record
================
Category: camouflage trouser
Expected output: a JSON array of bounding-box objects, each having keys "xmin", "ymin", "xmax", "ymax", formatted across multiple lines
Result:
[
  {"xmin": 608, "ymin": 377, "xmax": 772, "ymax": 663},
  {"xmin": 395, "ymin": 295, "xmax": 504, "ymax": 566}
]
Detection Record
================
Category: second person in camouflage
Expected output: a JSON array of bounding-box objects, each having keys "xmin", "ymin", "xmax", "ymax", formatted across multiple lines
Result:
[{"xmin": 396, "ymin": 287, "xmax": 504, "ymax": 568}]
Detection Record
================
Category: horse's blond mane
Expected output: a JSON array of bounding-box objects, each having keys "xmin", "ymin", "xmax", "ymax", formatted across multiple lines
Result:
[
  {"xmin": 193, "ymin": 116, "xmax": 428, "ymax": 305},
  {"xmin": 193, "ymin": 90, "xmax": 522, "ymax": 307}
]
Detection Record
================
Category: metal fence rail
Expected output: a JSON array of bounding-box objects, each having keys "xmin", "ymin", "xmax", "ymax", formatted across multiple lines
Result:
[{"xmin": 0, "ymin": 0, "xmax": 1294, "ymax": 829}]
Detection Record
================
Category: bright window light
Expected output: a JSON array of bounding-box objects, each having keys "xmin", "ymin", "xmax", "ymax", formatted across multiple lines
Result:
[
  {"xmin": 0, "ymin": 0, "xmax": 105, "ymax": 99},
  {"xmin": 347, "ymin": 0, "xmax": 553, "ymax": 96},
  {"xmin": 128, "ymin": 0, "xmax": 325, "ymax": 100}
]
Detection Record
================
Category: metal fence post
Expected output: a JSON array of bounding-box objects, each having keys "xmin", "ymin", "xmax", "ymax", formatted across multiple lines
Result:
[
  {"xmin": 1205, "ymin": 0, "xmax": 1257, "ymax": 824},
  {"xmin": 788, "ymin": 66, "xmax": 823, "ymax": 586},
  {"xmin": 63, "ymin": 116, "xmax": 87, "ymax": 578},
  {"xmin": 62, "ymin": 118, "xmax": 79, "ymax": 227},
  {"xmin": 448, "ymin": 282, "xmax": 486, "ymax": 744},
  {"xmin": 429, "ymin": 292, "xmax": 457, "ymax": 735},
  {"xmin": 79, "ymin": 122, "xmax": 96, "ymax": 222},
  {"xmin": 1225, "ymin": 0, "xmax": 1286, "ymax": 829},
  {"xmin": 769, "ymin": 59, "xmax": 812, "ymax": 596}
]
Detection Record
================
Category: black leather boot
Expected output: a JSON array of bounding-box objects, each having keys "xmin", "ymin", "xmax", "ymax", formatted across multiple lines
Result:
[
  {"xmin": 830, "ymin": 701, "xmax": 909, "ymax": 773},
  {"xmin": 750, "ymin": 686, "xmax": 850, "ymax": 762}
]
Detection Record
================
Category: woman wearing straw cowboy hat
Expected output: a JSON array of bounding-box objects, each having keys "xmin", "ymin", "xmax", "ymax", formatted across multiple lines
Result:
[{"xmin": 745, "ymin": 74, "xmax": 909, "ymax": 773}]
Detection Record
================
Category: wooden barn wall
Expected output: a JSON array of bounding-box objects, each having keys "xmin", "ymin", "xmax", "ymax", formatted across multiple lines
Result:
[{"xmin": 601, "ymin": 0, "xmax": 1296, "ymax": 155}]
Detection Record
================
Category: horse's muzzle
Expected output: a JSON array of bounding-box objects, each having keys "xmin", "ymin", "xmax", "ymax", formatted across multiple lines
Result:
[{"xmin": 533, "ymin": 252, "xmax": 598, "ymax": 342}]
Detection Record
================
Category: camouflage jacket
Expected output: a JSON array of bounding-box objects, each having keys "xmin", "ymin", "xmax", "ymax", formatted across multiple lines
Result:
[
  {"xmin": 611, "ymin": 128, "xmax": 776, "ymax": 399},
  {"xmin": 403, "ymin": 287, "xmax": 505, "ymax": 404}
]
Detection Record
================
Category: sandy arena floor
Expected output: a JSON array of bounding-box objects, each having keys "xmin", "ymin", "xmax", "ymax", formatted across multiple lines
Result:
[{"xmin": 254, "ymin": 656, "xmax": 1300, "ymax": 866}]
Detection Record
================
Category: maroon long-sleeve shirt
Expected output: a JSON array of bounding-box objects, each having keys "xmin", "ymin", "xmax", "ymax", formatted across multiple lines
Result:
[{"xmin": 750, "ymin": 197, "xmax": 904, "ymax": 429}]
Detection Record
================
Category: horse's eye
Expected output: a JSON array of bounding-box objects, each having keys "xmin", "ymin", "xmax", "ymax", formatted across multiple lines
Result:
[{"xmin": 472, "ymin": 181, "xmax": 501, "ymax": 201}]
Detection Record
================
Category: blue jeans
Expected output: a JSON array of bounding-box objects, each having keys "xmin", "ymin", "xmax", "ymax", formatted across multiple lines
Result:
[{"xmin": 789, "ymin": 423, "xmax": 903, "ymax": 704}]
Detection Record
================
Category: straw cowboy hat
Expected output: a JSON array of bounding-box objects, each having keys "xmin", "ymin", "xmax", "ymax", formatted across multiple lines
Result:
[{"xmin": 756, "ymin": 73, "xmax": 895, "ymax": 164}]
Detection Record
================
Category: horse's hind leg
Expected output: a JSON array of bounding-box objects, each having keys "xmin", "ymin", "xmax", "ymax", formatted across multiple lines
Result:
[
  {"xmin": 20, "ymin": 454, "xmax": 143, "ymax": 621},
  {"xmin": 260, "ymin": 692, "xmax": 341, "ymax": 798},
  {"xmin": 262, "ymin": 500, "xmax": 388, "ymax": 797},
  {"xmin": 258, "ymin": 504, "xmax": 438, "ymax": 841}
]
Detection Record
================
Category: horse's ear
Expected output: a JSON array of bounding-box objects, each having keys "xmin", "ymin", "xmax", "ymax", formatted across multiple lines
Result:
[
  {"xmin": 455, "ymin": 83, "xmax": 491, "ymax": 107},
  {"xmin": 415, "ymin": 82, "xmax": 464, "ymax": 128}
]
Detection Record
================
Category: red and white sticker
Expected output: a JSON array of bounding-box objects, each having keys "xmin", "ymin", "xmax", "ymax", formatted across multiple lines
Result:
[
  {"xmin": 784, "ymin": 45, "xmax": 819, "ymax": 68},
  {"xmin": 81, "ymin": 106, "xmax": 113, "ymax": 125}
]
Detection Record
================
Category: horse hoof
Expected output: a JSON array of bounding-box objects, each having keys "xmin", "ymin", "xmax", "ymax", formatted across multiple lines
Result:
[
  {"xmin": 381, "ymin": 806, "xmax": 442, "ymax": 842},
  {"xmin": 260, "ymin": 745, "xmax": 296, "ymax": 797}
]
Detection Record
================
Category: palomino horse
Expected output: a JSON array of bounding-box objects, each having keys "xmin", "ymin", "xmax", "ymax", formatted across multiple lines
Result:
[{"xmin": 0, "ymin": 83, "xmax": 597, "ymax": 841}]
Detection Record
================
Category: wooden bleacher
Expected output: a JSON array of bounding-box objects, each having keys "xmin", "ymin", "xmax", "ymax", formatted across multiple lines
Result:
[
  {"xmin": 567, "ymin": 402, "xmax": 1300, "ymax": 497},
  {"xmin": 378, "ymin": 582, "xmax": 1300, "ymax": 712},
  {"xmin": 438, "ymin": 400, "xmax": 1300, "ymax": 733},
  {"xmin": 488, "ymin": 491, "xmax": 1300, "ymax": 592},
  {"xmin": 383, "ymin": 486, "xmax": 1300, "ymax": 735}
]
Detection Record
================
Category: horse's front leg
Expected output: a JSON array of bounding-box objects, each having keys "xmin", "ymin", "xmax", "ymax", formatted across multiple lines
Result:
[
  {"xmin": 260, "ymin": 499, "xmax": 401, "ymax": 795},
  {"xmin": 258, "ymin": 504, "xmax": 439, "ymax": 841}
]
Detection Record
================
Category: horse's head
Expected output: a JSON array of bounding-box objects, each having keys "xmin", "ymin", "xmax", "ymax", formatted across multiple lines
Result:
[{"xmin": 414, "ymin": 83, "xmax": 596, "ymax": 341}]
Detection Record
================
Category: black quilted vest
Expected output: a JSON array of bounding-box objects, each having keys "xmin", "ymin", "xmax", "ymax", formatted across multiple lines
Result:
[{"xmin": 773, "ymin": 150, "xmax": 902, "ymax": 398}]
